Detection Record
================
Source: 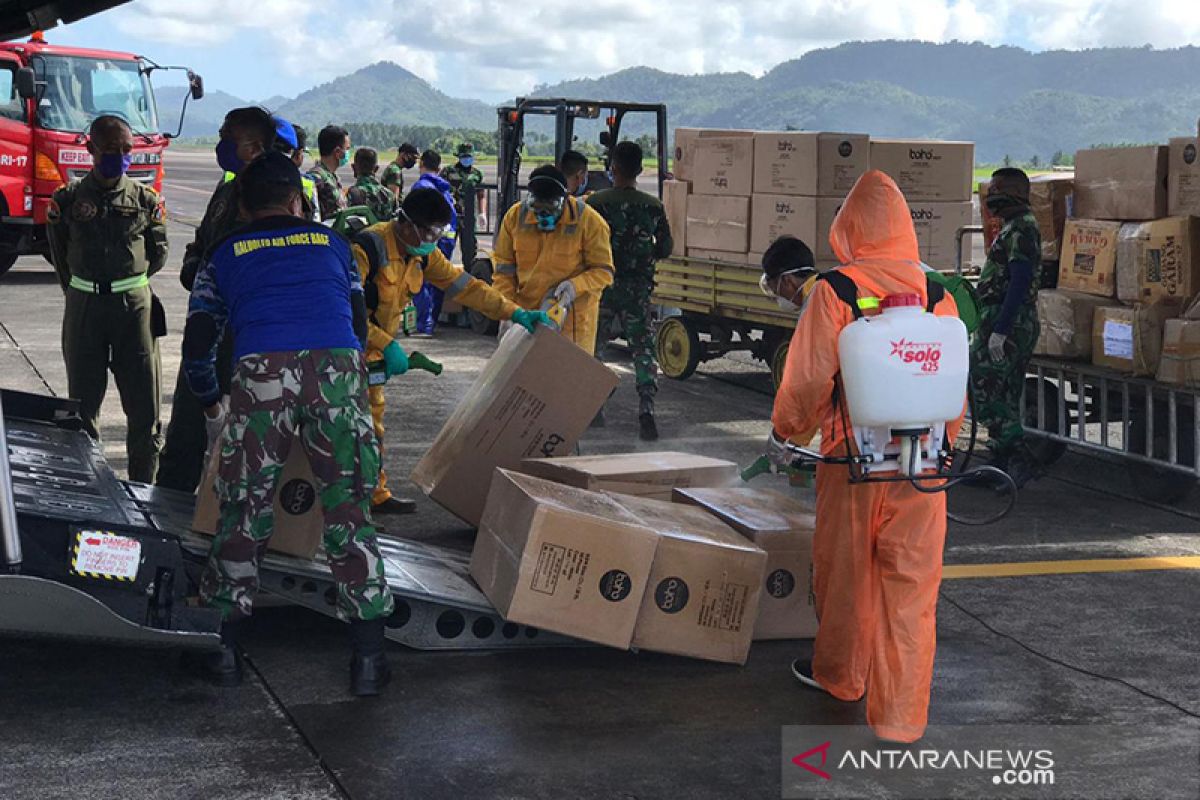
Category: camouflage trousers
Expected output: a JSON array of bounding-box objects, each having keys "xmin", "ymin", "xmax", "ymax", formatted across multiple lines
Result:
[
  {"xmin": 598, "ymin": 280, "xmax": 657, "ymax": 413},
  {"xmin": 201, "ymin": 348, "xmax": 393, "ymax": 623},
  {"xmin": 970, "ymin": 312, "xmax": 1039, "ymax": 459}
]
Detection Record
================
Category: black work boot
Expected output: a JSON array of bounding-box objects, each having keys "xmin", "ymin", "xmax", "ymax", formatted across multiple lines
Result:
[
  {"xmin": 373, "ymin": 496, "xmax": 417, "ymax": 515},
  {"xmin": 185, "ymin": 619, "xmax": 244, "ymax": 687},
  {"xmin": 637, "ymin": 394, "xmax": 658, "ymax": 441},
  {"xmin": 349, "ymin": 619, "xmax": 391, "ymax": 697}
]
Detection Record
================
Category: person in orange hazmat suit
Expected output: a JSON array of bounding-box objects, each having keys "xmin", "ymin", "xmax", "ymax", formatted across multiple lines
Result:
[{"xmin": 765, "ymin": 169, "xmax": 965, "ymax": 744}]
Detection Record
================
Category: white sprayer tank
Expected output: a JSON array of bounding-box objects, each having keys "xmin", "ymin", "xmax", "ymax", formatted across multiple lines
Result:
[{"xmin": 838, "ymin": 293, "xmax": 968, "ymax": 433}]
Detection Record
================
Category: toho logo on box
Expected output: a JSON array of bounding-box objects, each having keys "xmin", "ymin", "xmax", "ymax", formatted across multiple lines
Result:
[
  {"xmin": 599, "ymin": 569, "xmax": 633, "ymax": 602},
  {"xmin": 776, "ymin": 140, "xmax": 796, "ymax": 153},
  {"xmin": 766, "ymin": 568, "xmax": 796, "ymax": 599},
  {"xmin": 890, "ymin": 339, "xmax": 942, "ymax": 373},
  {"xmin": 838, "ymin": 141, "xmax": 853, "ymax": 158},
  {"xmin": 654, "ymin": 576, "xmax": 689, "ymax": 613},
  {"xmin": 1185, "ymin": 143, "xmax": 1197, "ymax": 165},
  {"xmin": 911, "ymin": 208, "xmax": 934, "ymax": 221},
  {"xmin": 710, "ymin": 176, "xmax": 729, "ymax": 189},
  {"xmin": 909, "ymin": 148, "xmax": 937, "ymax": 161},
  {"xmin": 775, "ymin": 201, "xmax": 794, "ymax": 215}
]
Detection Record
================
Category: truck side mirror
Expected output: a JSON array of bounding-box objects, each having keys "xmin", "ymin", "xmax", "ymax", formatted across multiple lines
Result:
[
  {"xmin": 15, "ymin": 67, "xmax": 36, "ymax": 100},
  {"xmin": 188, "ymin": 71, "xmax": 204, "ymax": 101}
]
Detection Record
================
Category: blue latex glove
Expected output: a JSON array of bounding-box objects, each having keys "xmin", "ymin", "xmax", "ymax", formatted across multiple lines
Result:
[
  {"xmin": 382, "ymin": 340, "xmax": 409, "ymax": 377},
  {"xmin": 511, "ymin": 308, "xmax": 552, "ymax": 333}
]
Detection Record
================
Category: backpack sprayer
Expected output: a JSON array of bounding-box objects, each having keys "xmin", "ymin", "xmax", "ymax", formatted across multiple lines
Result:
[{"xmin": 746, "ymin": 292, "xmax": 1016, "ymax": 526}]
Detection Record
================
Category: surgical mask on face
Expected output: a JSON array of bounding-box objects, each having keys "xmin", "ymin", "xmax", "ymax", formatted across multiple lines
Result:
[
  {"xmin": 460, "ymin": 156, "xmax": 474, "ymax": 168},
  {"xmin": 96, "ymin": 152, "xmax": 131, "ymax": 179},
  {"xmin": 406, "ymin": 241, "xmax": 438, "ymax": 257},
  {"xmin": 215, "ymin": 138, "xmax": 243, "ymax": 174},
  {"xmin": 339, "ymin": 150, "xmax": 351, "ymax": 168},
  {"xmin": 759, "ymin": 270, "xmax": 810, "ymax": 314},
  {"xmin": 985, "ymin": 193, "xmax": 1022, "ymax": 215}
]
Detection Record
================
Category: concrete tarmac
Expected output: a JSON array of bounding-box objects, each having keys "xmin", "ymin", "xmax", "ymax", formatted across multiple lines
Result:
[{"xmin": 0, "ymin": 160, "xmax": 1197, "ymax": 799}]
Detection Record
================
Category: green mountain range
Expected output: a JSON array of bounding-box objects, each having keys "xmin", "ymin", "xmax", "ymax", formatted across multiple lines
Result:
[{"xmin": 161, "ymin": 42, "xmax": 1200, "ymax": 161}]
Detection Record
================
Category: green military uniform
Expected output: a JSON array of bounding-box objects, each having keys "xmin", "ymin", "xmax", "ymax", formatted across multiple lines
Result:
[
  {"xmin": 346, "ymin": 174, "xmax": 397, "ymax": 223},
  {"xmin": 47, "ymin": 173, "xmax": 168, "ymax": 482},
  {"xmin": 970, "ymin": 208, "xmax": 1042, "ymax": 461},
  {"xmin": 440, "ymin": 160, "xmax": 484, "ymax": 264},
  {"xmin": 157, "ymin": 178, "xmax": 245, "ymax": 493},
  {"xmin": 380, "ymin": 161, "xmax": 406, "ymax": 198},
  {"xmin": 587, "ymin": 186, "xmax": 674, "ymax": 414},
  {"xmin": 307, "ymin": 162, "xmax": 345, "ymax": 222}
]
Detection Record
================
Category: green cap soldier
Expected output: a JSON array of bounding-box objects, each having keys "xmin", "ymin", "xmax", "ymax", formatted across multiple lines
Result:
[
  {"xmin": 346, "ymin": 147, "xmax": 398, "ymax": 222},
  {"xmin": 47, "ymin": 115, "xmax": 169, "ymax": 482},
  {"xmin": 440, "ymin": 142, "xmax": 487, "ymax": 265}
]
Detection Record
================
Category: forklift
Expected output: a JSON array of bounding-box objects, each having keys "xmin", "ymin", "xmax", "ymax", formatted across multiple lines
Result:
[{"xmin": 465, "ymin": 98, "xmax": 669, "ymax": 334}]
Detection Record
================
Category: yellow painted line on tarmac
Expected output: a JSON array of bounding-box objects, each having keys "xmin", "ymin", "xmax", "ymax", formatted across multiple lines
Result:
[{"xmin": 942, "ymin": 555, "xmax": 1200, "ymax": 580}]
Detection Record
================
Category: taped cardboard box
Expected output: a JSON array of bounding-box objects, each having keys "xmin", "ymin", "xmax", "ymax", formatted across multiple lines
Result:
[
  {"xmin": 663, "ymin": 179, "xmax": 689, "ymax": 257},
  {"xmin": 1034, "ymin": 288, "xmax": 1120, "ymax": 360},
  {"xmin": 1059, "ymin": 219, "xmax": 1121, "ymax": 298},
  {"xmin": 1168, "ymin": 138, "xmax": 1200, "ymax": 217},
  {"xmin": 749, "ymin": 194, "xmax": 818, "ymax": 255},
  {"xmin": 980, "ymin": 175, "xmax": 1075, "ymax": 262},
  {"xmin": 1074, "ymin": 145, "xmax": 1167, "ymax": 221},
  {"xmin": 520, "ymin": 451, "xmax": 739, "ymax": 502},
  {"xmin": 193, "ymin": 437, "xmax": 324, "ymax": 559},
  {"xmin": 910, "ymin": 201, "xmax": 973, "ymax": 270},
  {"xmin": 1123, "ymin": 217, "xmax": 1200, "ymax": 304},
  {"xmin": 608, "ymin": 493, "xmax": 766, "ymax": 665},
  {"xmin": 686, "ymin": 194, "xmax": 750, "ymax": 252},
  {"xmin": 673, "ymin": 128, "xmax": 754, "ymax": 183},
  {"xmin": 869, "ymin": 139, "xmax": 974, "ymax": 202},
  {"xmin": 691, "ymin": 136, "xmax": 754, "ymax": 196},
  {"xmin": 1157, "ymin": 319, "xmax": 1200, "ymax": 387},
  {"xmin": 752, "ymin": 132, "xmax": 869, "ymax": 197},
  {"xmin": 686, "ymin": 248, "xmax": 747, "ymax": 262},
  {"xmin": 1091, "ymin": 302, "xmax": 1180, "ymax": 375},
  {"xmin": 673, "ymin": 487, "xmax": 818, "ymax": 641},
  {"xmin": 411, "ymin": 326, "xmax": 619, "ymax": 526},
  {"xmin": 471, "ymin": 469, "xmax": 658, "ymax": 649}
]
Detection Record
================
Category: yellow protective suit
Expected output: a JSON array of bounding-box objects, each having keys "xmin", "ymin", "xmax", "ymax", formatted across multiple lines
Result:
[
  {"xmin": 491, "ymin": 197, "xmax": 614, "ymax": 354},
  {"xmin": 353, "ymin": 221, "xmax": 520, "ymax": 505},
  {"xmin": 771, "ymin": 170, "xmax": 965, "ymax": 743}
]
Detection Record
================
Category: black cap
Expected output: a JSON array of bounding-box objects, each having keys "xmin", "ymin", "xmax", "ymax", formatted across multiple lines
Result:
[{"xmin": 241, "ymin": 151, "xmax": 303, "ymax": 194}]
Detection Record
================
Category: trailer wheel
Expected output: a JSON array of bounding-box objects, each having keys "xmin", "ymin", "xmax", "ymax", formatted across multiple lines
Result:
[
  {"xmin": 770, "ymin": 340, "xmax": 790, "ymax": 392},
  {"xmin": 657, "ymin": 316, "xmax": 701, "ymax": 380},
  {"xmin": 1023, "ymin": 377, "xmax": 1069, "ymax": 465},
  {"xmin": 467, "ymin": 257, "xmax": 499, "ymax": 336},
  {"xmin": 0, "ymin": 252, "xmax": 17, "ymax": 278},
  {"xmin": 1126, "ymin": 406, "xmax": 1196, "ymax": 504}
]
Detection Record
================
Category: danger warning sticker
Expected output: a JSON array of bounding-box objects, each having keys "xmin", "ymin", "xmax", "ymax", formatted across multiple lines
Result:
[{"xmin": 71, "ymin": 531, "xmax": 142, "ymax": 581}]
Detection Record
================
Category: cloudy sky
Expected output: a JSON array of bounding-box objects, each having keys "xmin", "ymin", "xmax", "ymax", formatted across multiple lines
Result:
[{"xmin": 47, "ymin": 0, "xmax": 1200, "ymax": 103}]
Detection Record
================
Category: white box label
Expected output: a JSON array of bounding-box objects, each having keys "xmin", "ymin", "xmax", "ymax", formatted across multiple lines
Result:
[
  {"xmin": 1103, "ymin": 320, "xmax": 1134, "ymax": 359},
  {"xmin": 72, "ymin": 531, "xmax": 142, "ymax": 580}
]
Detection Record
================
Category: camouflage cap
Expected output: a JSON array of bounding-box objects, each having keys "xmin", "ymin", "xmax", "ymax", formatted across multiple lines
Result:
[{"xmin": 456, "ymin": 142, "xmax": 474, "ymax": 157}]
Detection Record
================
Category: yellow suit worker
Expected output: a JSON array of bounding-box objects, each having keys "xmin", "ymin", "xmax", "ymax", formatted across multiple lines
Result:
[
  {"xmin": 491, "ymin": 165, "xmax": 614, "ymax": 354},
  {"xmin": 352, "ymin": 188, "xmax": 552, "ymax": 515}
]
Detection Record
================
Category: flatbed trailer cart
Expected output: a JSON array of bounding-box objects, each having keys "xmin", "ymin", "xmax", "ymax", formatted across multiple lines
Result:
[{"xmin": 652, "ymin": 254, "xmax": 796, "ymax": 389}]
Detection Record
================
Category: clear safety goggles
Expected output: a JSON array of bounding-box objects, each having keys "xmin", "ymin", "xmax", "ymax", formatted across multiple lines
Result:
[
  {"xmin": 530, "ymin": 196, "xmax": 565, "ymax": 216},
  {"xmin": 759, "ymin": 268, "xmax": 806, "ymax": 299},
  {"xmin": 399, "ymin": 207, "xmax": 446, "ymax": 242}
]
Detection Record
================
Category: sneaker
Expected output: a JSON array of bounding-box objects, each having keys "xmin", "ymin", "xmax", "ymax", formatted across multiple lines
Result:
[
  {"xmin": 638, "ymin": 413, "xmax": 659, "ymax": 442},
  {"xmin": 373, "ymin": 496, "xmax": 417, "ymax": 515},
  {"xmin": 791, "ymin": 659, "xmax": 829, "ymax": 695}
]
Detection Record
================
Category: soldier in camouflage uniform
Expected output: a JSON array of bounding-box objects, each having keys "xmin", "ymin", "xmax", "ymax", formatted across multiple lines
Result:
[
  {"xmin": 158, "ymin": 107, "xmax": 278, "ymax": 493},
  {"xmin": 308, "ymin": 124, "xmax": 351, "ymax": 221},
  {"xmin": 47, "ymin": 115, "xmax": 169, "ymax": 482},
  {"xmin": 440, "ymin": 142, "xmax": 486, "ymax": 264},
  {"xmin": 587, "ymin": 141, "xmax": 673, "ymax": 441},
  {"xmin": 182, "ymin": 153, "xmax": 392, "ymax": 696},
  {"xmin": 346, "ymin": 147, "xmax": 398, "ymax": 222},
  {"xmin": 380, "ymin": 142, "xmax": 418, "ymax": 201},
  {"xmin": 971, "ymin": 168, "xmax": 1042, "ymax": 487}
]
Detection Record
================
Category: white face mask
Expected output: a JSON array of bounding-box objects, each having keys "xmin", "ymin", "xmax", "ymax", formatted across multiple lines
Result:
[{"xmin": 760, "ymin": 271, "xmax": 807, "ymax": 314}]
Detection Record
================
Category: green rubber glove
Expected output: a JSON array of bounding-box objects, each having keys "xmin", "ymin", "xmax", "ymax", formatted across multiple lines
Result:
[
  {"xmin": 511, "ymin": 308, "xmax": 552, "ymax": 333},
  {"xmin": 382, "ymin": 340, "xmax": 409, "ymax": 377}
]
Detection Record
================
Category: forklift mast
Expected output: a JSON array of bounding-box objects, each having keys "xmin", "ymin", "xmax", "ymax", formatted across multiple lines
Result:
[{"xmin": 495, "ymin": 98, "xmax": 668, "ymax": 218}]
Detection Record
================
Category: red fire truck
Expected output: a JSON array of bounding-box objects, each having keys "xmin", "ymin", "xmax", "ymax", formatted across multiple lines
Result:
[{"xmin": 0, "ymin": 31, "xmax": 202, "ymax": 276}]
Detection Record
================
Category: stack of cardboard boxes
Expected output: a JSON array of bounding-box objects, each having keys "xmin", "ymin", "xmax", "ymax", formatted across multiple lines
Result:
[
  {"xmin": 664, "ymin": 128, "xmax": 975, "ymax": 271},
  {"xmin": 1035, "ymin": 142, "xmax": 1200, "ymax": 384}
]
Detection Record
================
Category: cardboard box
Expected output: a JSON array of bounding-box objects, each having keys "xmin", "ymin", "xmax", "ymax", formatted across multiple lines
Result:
[
  {"xmin": 673, "ymin": 128, "xmax": 754, "ymax": 183},
  {"xmin": 1158, "ymin": 319, "xmax": 1200, "ymax": 386},
  {"xmin": 981, "ymin": 175, "xmax": 1075, "ymax": 262},
  {"xmin": 686, "ymin": 194, "xmax": 750, "ymax": 252},
  {"xmin": 673, "ymin": 487, "xmax": 818, "ymax": 640},
  {"xmin": 1121, "ymin": 217, "xmax": 1200, "ymax": 304},
  {"xmin": 609, "ymin": 493, "xmax": 766, "ymax": 664},
  {"xmin": 1092, "ymin": 302, "xmax": 1180, "ymax": 375},
  {"xmin": 1115, "ymin": 223, "xmax": 1142, "ymax": 303},
  {"xmin": 193, "ymin": 439, "xmax": 323, "ymax": 559},
  {"xmin": 1034, "ymin": 288, "xmax": 1121, "ymax": 360},
  {"xmin": 686, "ymin": 248, "xmax": 747, "ymax": 262},
  {"xmin": 663, "ymin": 179, "xmax": 689, "ymax": 257},
  {"xmin": 814, "ymin": 197, "xmax": 844, "ymax": 262},
  {"xmin": 1074, "ymin": 145, "xmax": 1168, "ymax": 221},
  {"xmin": 910, "ymin": 201, "xmax": 973, "ymax": 269},
  {"xmin": 471, "ymin": 469, "xmax": 658, "ymax": 649},
  {"xmin": 411, "ymin": 327, "xmax": 619, "ymax": 526},
  {"xmin": 520, "ymin": 451, "xmax": 739, "ymax": 502},
  {"xmin": 750, "ymin": 194, "xmax": 817, "ymax": 255},
  {"xmin": 1059, "ymin": 219, "xmax": 1122, "ymax": 297},
  {"xmin": 752, "ymin": 132, "xmax": 869, "ymax": 196},
  {"xmin": 691, "ymin": 136, "xmax": 754, "ymax": 196},
  {"xmin": 869, "ymin": 139, "xmax": 974, "ymax": 202},
  {"xmin": 1168, "ymin": 138, "xmax": 1200, "ymax": 217}
]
